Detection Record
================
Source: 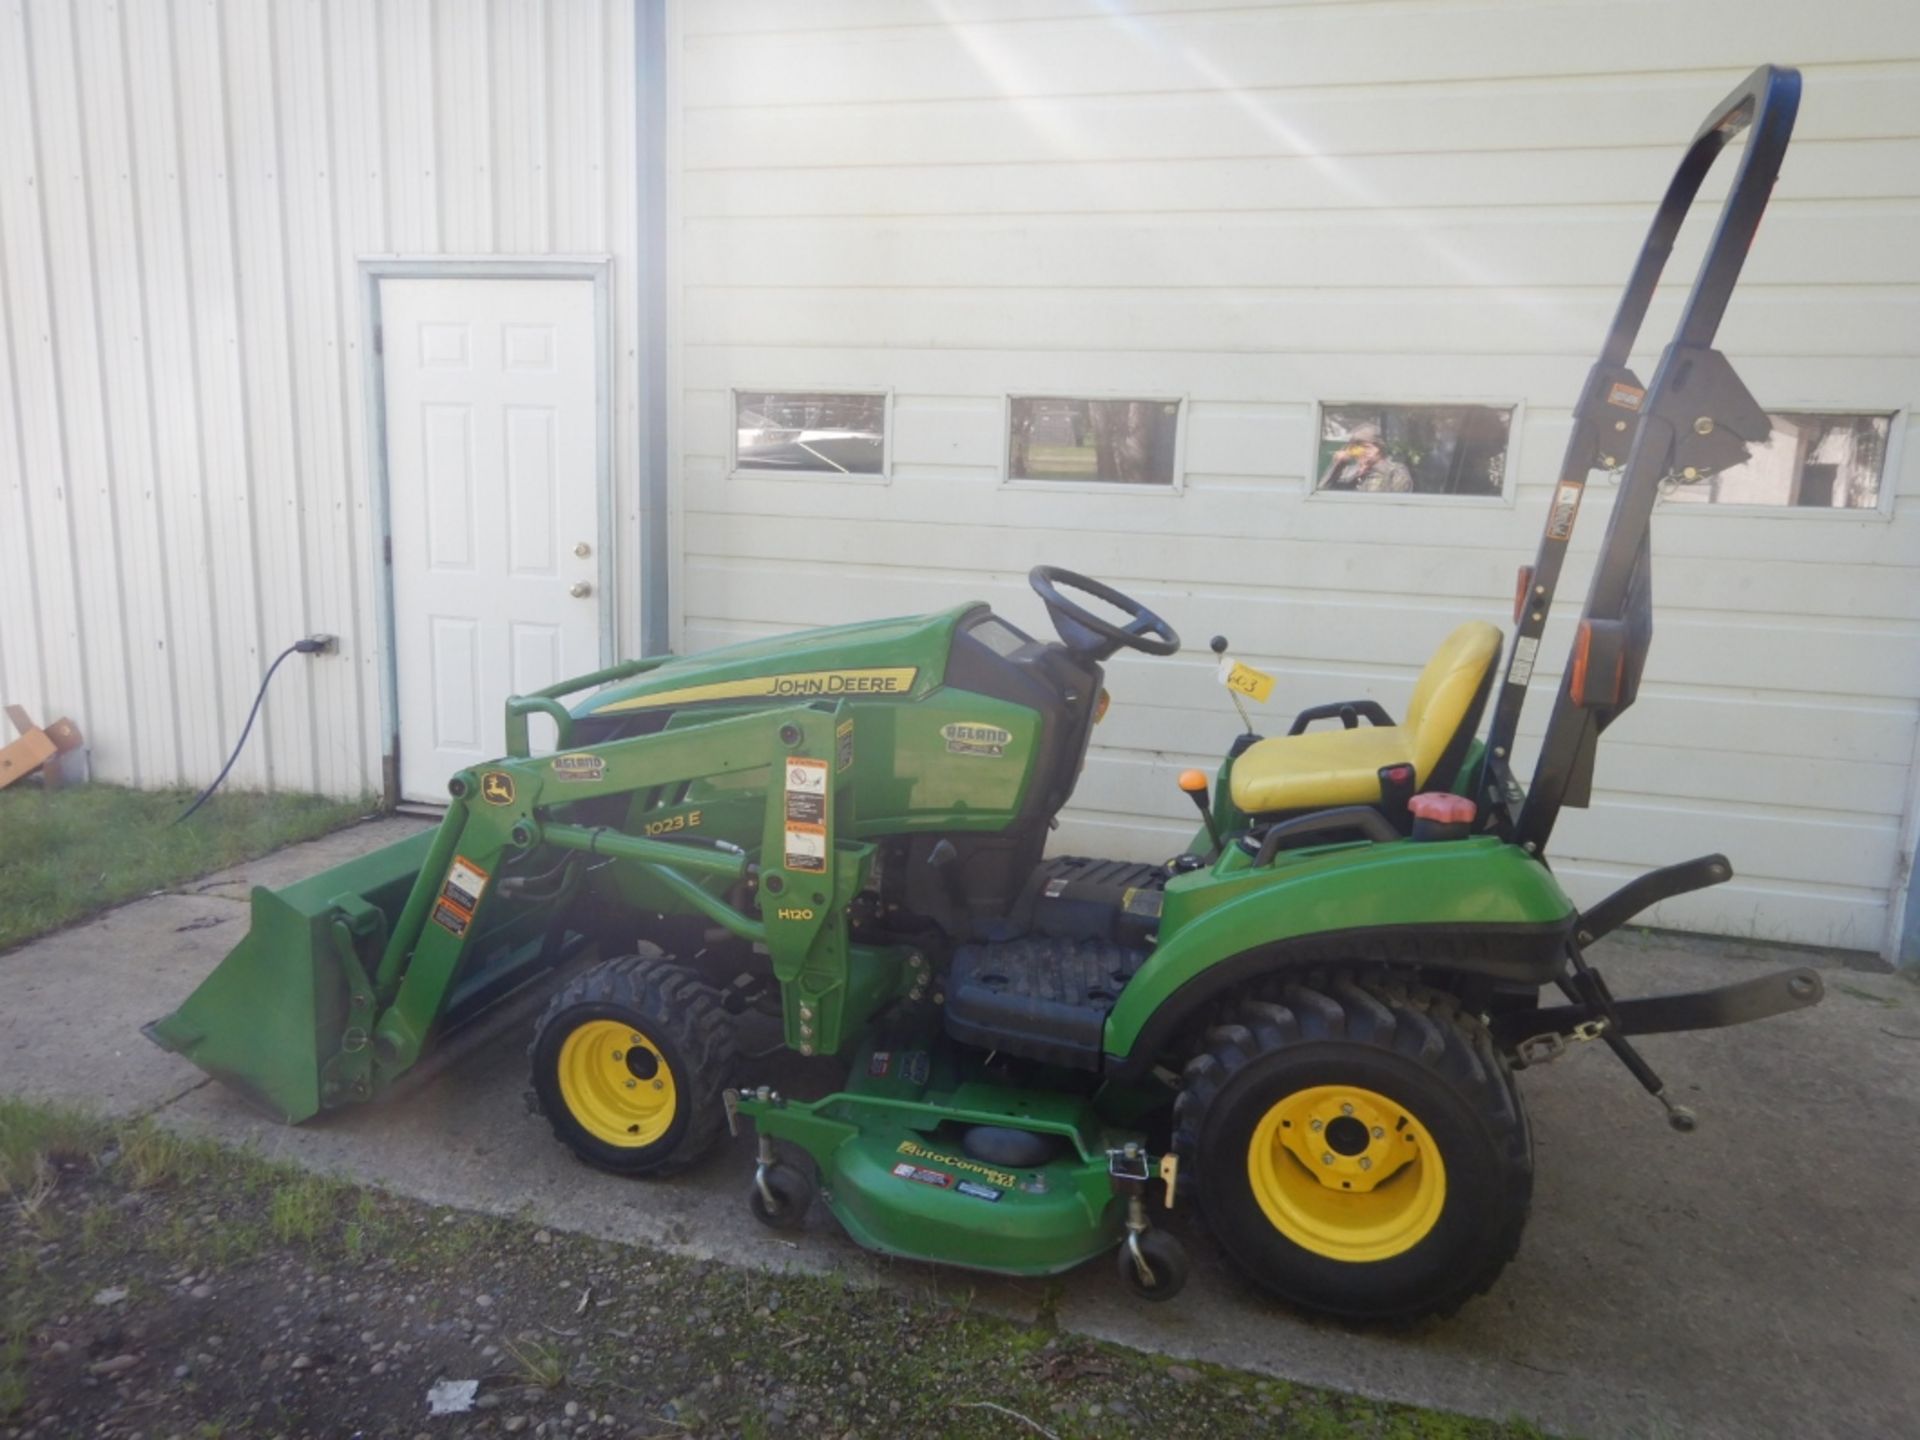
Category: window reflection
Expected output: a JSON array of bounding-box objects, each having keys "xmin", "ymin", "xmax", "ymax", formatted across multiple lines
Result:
[
  {"xmin": 1664, "ymin": 412, "xmax": 1890, "ymax": 509},
  {"xmin": 1317, "ymin": 405, "xmax": 1513, "ymax": 497},
  {"xmin": 735, "ymin": 392, "xmax": 885, "ymax": 475},
  {"xmin": 1009, "ymin": 398, "xmax": 1179, "ymax": 485}
]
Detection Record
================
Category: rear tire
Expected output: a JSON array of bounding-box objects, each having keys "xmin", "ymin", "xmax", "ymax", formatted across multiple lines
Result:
[
  {"xmin": 529, "ymin": 954, "xmax": 735, "ymax": 1177},
  {"xmin": 1174, "ymin": 974, "xmax": 1530, "ymax": 1322}
]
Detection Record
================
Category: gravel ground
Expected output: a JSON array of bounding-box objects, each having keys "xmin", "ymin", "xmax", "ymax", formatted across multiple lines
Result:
[{"xmin": 0, "ymin": 1101, "xmax": 1551, "ymax": 1440}]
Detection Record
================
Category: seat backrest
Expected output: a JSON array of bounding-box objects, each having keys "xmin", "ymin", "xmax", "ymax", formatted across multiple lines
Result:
[{"xmin": 1403, "ymin": 622, "xmax": 1503, "ymax": 782}]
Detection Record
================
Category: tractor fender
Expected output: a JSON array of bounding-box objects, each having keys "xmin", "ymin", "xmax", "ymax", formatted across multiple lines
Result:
[{"xmin": 1102, "ymin": 837, "xmax": 1574, "ymax": 1080}]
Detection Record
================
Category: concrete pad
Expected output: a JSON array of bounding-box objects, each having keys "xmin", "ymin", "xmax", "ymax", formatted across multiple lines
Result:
[
  {"xmin": 0, "ymin": 891, "xmax": 250, "ymax": 1115},
  {"xmin": 158, "ymin": 1025, "xmax": 1046, "ymax": 1326},
  {"xmin": 1059, "ymin": 952, "xmax": 1920, "ymax": 1440},
  {"xmin": 0, "ymin": 816, "xmax": 433, "ymax": 1114},
  {"xmin": 179, "ymin": 814, "xmax": 431, "ymax": 900},
  {"xmin": 2, "ymin": 815, "xmax": 1916, "ymax": 1437}
]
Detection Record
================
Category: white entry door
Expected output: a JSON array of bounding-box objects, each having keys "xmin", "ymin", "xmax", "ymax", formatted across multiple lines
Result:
[{"xmin": 381, "ymin": 277, "xmax": 602, "ymax": 803}]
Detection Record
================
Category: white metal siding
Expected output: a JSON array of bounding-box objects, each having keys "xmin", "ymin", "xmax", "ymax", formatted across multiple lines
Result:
[
  {"xmin": 0, "ymin": 0, "xmax": 642, "ymax": 798},
  {"xmin": 670, "ymin": 1, "xmax": 1920, "ymax": 953}
]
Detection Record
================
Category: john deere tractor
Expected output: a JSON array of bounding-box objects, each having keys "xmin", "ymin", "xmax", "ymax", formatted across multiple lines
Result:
[{"xmin": 150, "ymin": 67, "xmax": 1825, "ymax": 1320}]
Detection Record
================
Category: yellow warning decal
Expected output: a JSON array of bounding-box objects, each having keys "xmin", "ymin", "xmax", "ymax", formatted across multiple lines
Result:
[{"xmin": 593, "ymin": 667, "xmax": 918, "ymax": 715}]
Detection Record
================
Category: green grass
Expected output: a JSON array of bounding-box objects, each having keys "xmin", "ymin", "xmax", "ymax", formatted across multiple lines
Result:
[
  {"xmin": 0, "ymin": 1099, "xmax": 107, "ymax": 1195},
  {"xmin": 0, "ymin": 783, "xmax": 372, "ymax": 951},
  {"xmin": 1022, "ymin": 442, "xmax": 1098, "ymax": 477}
]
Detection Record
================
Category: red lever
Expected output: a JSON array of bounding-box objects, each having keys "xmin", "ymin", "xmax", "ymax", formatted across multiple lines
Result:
[{"xmin": 1409, "ymin": 792, "xmax": 1477, "ymax": 825}]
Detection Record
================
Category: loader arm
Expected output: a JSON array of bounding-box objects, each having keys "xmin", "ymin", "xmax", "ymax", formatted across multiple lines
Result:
[{"xmin": 148, "ymin": 700, "xmax": 895, "ymax": 1122}]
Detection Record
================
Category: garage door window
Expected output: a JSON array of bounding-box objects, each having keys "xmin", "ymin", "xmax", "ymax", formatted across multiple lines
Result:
[
  {"xmin": 1662, "ymin": 412, "xmax": 1893, "ymax": 510},
  {"xmin": 734, "ymin": 391, "xmax": 888, "ymax": 477},
  {"xmin": 1315, "ymin": 404, "xmax": 1514, "ymax": 498},
  {"xmin": 1007, "ymin": 397, "xmax": 1182, "ymax": 486}
]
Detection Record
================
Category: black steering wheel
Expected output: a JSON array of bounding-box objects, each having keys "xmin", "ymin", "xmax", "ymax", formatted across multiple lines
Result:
[{"xmin": 1028, "ymin": 566, "xmax": 1182, "ymax": 660}]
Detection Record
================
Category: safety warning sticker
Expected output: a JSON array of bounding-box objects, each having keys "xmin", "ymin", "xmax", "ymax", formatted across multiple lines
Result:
[
  {"xmin": 1606, "ymin": 380, "xmax": 1646, "ymax": 412},
  {"xmin": 1509, "ymin": 635, "xmax": 1540, "ymax": 687},
  {"xmin": 444, "ymin": 857, "xmax": 488, "ymax": 911},
  {"xmin": 784, "ymin": 823, "xmax": 827, "ymax": 873},
  {"xmin": 431, "ymin": 856, "xmax": 490, "ymax": 936},
  {"xmin": 783, "ymin": 758, "xmax": 830, "ymax": 872},
  {"xmin": 784, "ymin": 758, "xmax": 827, "ymax": 821},
  {"xmin": 891, "ymin": 1161, "xmax": 954, "ymax": 1190},
  {"xmin": 431, "ymin": 901, "xmax": 472, "ymax": 938},
  {"xmin": 1546, "ymin": 481, "xmax": 1584, "ymax": 542}
]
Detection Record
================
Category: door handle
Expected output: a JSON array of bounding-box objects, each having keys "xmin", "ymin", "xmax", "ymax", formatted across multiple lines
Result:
[{"xmin": 569, "ymin": 581, "xmax": 593, "ymax": 599}]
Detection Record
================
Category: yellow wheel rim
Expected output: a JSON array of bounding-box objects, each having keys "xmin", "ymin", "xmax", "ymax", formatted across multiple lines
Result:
[
  {"xmin": 1246, "ymin": 1084, "xmax": 1446, "ymax": 1263},
  {"xmin": 556, "ymin": 1019, "xmax": 678, "ymax": 1148}
]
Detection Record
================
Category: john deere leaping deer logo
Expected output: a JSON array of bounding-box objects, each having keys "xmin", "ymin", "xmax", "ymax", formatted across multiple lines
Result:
[{"xmin": 480, "ymin": 771, "xmax": 515, "ymax": 806}]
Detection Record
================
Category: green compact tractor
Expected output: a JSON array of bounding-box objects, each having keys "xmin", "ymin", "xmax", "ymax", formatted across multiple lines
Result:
[{"xmin": 150, "ymin": 68, "xmax": 1825, "ymax": 1320}]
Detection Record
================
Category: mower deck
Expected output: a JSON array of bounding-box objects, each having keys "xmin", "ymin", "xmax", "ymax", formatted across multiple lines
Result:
[{"xmin": 735, "ymin": 1032, "xmax": 1147, "ymax": 1278}]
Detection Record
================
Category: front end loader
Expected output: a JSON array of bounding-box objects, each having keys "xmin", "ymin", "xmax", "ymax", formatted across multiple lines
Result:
[{"xmin": 150, "ymin": 66, "xmax": 1825, "ymax": 1321}]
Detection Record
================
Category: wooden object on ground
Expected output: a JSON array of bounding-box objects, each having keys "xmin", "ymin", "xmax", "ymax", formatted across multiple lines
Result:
[{"xmin": 1, "ymin": 706, "xmax": 86, "ymax": 791}]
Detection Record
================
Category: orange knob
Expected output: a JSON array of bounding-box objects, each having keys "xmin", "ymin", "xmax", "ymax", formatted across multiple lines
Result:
[{"xmin": 1178, "ymin": 768, "xmax": 1210, "ymax": 794}]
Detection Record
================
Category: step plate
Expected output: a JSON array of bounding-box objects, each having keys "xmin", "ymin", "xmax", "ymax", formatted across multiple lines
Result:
[{"xmin": 946, "ymin": 936, "xmax": 1149, "ymax": 1069}]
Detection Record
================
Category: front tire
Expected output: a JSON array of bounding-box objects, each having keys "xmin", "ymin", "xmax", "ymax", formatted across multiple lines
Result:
[
  {"xmin": 529, "ymin": 954, "xmax": 735, "ymax": 1177},
  {"xmin": 1174, "ymin": 975, "xmax": 1531, "ymax": 1322}
]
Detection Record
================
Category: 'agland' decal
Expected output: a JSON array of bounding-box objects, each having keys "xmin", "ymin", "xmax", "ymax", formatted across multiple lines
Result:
[{"xmin": 942, "ymin": 722, "xmax": 1013, "ymax": 758}]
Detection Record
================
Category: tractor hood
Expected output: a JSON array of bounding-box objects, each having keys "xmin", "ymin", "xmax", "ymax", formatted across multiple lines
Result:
[{"xmin": 576, "ymin": 604, "xmax": 981, "ymax": 718}]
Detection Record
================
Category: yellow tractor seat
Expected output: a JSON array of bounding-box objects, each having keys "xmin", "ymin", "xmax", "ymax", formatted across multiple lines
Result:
[{"xmin": 1229, "ymin": 622, "xmax": 1503, "ymax": 816}]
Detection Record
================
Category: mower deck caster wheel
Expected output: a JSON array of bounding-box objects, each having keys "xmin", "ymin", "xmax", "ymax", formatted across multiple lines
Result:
[
  {"xmin": 1117, "ymin": 1229, "xmax": 1188, "ymax": 1303},
  {"xmin": 749, "ymin": 1162, "xmax": 816, "ymax": 1231}
]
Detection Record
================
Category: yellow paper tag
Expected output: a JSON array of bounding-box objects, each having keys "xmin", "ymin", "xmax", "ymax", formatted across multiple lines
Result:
[{"xmin": 1219, "ymin": 657, "xmax": 1276, "ymax": 704}]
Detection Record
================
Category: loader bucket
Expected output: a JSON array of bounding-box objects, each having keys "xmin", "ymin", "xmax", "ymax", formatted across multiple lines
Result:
[{"xmin": 144, "ymin": 830, "xmax": 437, "ymax": 1123}]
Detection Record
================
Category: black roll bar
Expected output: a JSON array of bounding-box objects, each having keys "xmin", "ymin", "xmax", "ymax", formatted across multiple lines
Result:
[{"xmin": 1475, "ymin": 65, "xmax": 1801, "ymax": 852}]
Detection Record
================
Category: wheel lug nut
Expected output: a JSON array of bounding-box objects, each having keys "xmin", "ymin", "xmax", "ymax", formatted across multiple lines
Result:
[
  {"xmin": 1309, "ymin": 1118, "xmax": 1323, "ymax": 1132},
  {"xmin": 1321, "ymin": 1152, "xmax": 1334, "ymax": 1166},
  {"xmin": 1340, "ymin": 1103, "xmax": 1354, "ymax": 1116},
  {"xmin": 625, "ymin": 1079, "xmax": 637, "ymax": 1089},
  {"xmin": 612, "ymin": 1051, "xmax": 624, "ymax": 1061},
  {"xmin": 1372, "ymin": 1126, "xmax": 1384, "ymax": 1139},
  {"xmin": 1360, "ymin": 1157, "xmax": 1373, "ymax": 1171},
  {"xmin": 652, "ymin": 1080, "xmax": 664, "ymax": 1091}
]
